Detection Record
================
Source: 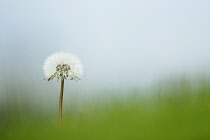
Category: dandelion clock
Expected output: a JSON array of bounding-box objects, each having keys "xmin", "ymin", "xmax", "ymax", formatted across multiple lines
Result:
[{"xmin": 43, "ymin": 52, "xmax": 83, "ymax": 125}]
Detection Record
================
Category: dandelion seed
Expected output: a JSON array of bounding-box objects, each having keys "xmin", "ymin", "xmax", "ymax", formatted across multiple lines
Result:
[{"xmin": 43, "ymin": 52, "xmax": 83, "ymax": 125}]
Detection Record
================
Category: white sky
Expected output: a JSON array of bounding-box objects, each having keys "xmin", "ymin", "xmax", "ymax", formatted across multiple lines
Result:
[{"xmin": 1, "ymin": 0, "xmax": 210, "ymax": 92}]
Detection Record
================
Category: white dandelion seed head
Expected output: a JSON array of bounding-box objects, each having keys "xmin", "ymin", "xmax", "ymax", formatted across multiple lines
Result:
[{"xmin": 43, "ymin": 52, "xmax": 83, "ymax": 81}]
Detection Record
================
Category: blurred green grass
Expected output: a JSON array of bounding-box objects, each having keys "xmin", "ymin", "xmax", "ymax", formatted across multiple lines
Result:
[{"xmin": 1, "ymin": 78, "xmax": 210, "ymax": 140}]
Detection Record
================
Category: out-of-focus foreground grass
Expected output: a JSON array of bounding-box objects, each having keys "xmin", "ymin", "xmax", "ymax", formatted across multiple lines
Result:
[{"xmin": 1, "ymin": 78, "xmax": 210, "ymax": 140}]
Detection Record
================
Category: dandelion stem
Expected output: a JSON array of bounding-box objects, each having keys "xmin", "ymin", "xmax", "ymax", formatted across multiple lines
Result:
[{"xmin": 59, "ymin": 78, "xmax": 64, "ymax": 126}]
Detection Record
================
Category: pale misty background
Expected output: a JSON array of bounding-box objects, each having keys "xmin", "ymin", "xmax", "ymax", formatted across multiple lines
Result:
[{"xmin": 0, "ymin": 0, "xmax": 210, "ymax": 103}]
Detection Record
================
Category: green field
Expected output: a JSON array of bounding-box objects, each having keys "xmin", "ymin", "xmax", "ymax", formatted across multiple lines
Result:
[{"xmin": 1, "ymin": 78, "xmax": 210, "ymax": 140}]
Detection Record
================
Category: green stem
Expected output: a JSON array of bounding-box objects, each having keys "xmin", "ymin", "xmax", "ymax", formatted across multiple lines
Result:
[{"xmin": 59, "ymin": 78, "xmax": 64, "ymax": 126}]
